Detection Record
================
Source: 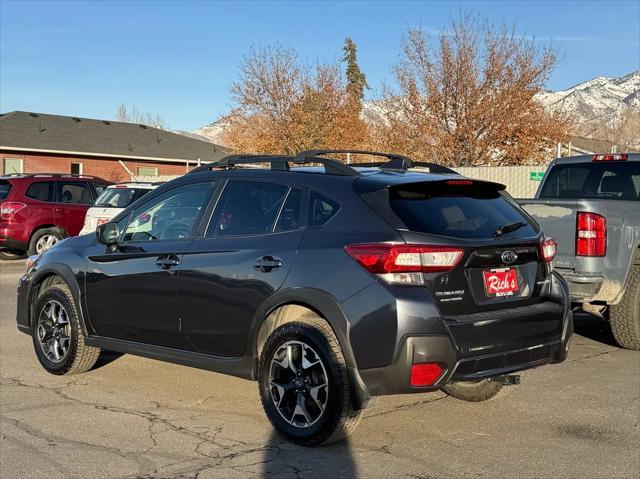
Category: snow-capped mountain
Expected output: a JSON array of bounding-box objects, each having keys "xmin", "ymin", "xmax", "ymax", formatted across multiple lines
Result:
[
  {"xmin": 535, "ymin": 71, "xmax": 640, "ymax": 124},
  {"xmin": 190, "ymin": 119, "xmax": 233, "ymax": 145},
  {"xmin": 188, "ymin": 71, "xmax": 640, "ymax": 146}
]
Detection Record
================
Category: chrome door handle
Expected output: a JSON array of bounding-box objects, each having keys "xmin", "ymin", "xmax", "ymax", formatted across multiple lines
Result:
[
  {"xmin": 254, "ymin": 256, "xmax": 282, "ymax": 272},
  {"xmin": 156, "ymin": 256, "xmax": 180, "ymax": 270}
]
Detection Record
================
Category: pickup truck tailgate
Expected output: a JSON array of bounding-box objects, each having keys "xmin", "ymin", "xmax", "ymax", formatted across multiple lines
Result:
[{"xmin": 519, "ymin": 200, "xmax": 578, "ymax": 269}]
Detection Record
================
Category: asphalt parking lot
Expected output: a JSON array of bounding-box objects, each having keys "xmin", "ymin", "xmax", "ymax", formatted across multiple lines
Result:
[{"xmin": 1, "ymin": 259, "xmax": 639, "ymax": 479}]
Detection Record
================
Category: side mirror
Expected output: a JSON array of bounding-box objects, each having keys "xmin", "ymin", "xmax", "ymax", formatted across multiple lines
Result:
[{"xmin": 96, "ymin": 222, "xmax": 119, "ymax": 246}]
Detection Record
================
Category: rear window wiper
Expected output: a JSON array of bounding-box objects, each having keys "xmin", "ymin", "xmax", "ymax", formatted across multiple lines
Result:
[{"xmin": 494, "ymin": 221, "xmax": 527, "ymax": 237}]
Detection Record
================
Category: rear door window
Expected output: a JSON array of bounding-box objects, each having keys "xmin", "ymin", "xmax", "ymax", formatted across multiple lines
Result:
[
  {"xmin": 275, "ymin": 188, "xmax": 303, "ymax": 232},
  {"xmin": 25, "ymin": 181, "xmax": 54, "ymax": 202},
  {"xmin": 389, "ymin": 182, "xmax": 536, "ymax": 239},
  {"xmin": 58, "ymin": 182, "xmax": 93, "ymax": 205},
  {"xmin": 539, "ymin": 161, "xmax": 640, "ymax": 201},
  {"xmin": 207, "ymin": 181, "xmax": 289, "ymax": 237}
]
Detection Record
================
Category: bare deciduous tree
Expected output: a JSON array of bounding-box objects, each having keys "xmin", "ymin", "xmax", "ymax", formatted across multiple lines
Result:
[
  {"xmin": 116, "ymin": 102, "xmax": 167, "ymax": 130},
  {"xmin": 223, "ymin": 45, "xmax": 369, "ymax": 154},
  {"xmin": 373, "ymin": 15, "xmax": 572, "ymax": 166}
]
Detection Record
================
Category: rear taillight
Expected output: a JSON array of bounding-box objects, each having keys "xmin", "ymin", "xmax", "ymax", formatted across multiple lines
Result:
[
  {"xmin": 540, "ymin": 238, "xmax": 557, "ymax": 262},
  {"xmin": 344, "ymin": 244, "xmax": 464, "ymax": 285},
  {"xmin": 576, "ymin": 212, "xmax": 606, "ymax": 257},
  {"xmin": 410, "ymin": 363, "xmax": 443, "ymax": 387},
  {"xmin": 592, "ymin": 153, "xmax": 627, "ymax": 162},
  {"xmin": 0, "ymin": 201, "xmax": 26, "ymax": 220}
]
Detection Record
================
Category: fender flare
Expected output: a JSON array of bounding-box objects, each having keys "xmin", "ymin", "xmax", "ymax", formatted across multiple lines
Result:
[
  {"xmin": 248, "ymin": 287, "xmax": 370, "ymax": 408},
  {"xmin": 27, "ymin": 263, "xmax": 90, "ymax": 336}
]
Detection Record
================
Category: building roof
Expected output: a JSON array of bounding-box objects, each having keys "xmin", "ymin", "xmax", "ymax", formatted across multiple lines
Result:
[{"xmin": 0, "ymin": 111, "xmax": 230, "ymax": 164}]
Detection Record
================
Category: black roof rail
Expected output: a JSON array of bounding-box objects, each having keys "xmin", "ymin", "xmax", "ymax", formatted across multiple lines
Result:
[
  {"xmin": 189, "ymin": 153, "xmax": 359, "ymax": 177},
  {"xmin": 295, "ymin": 149, "xmax": 458, "ymax": 175}
]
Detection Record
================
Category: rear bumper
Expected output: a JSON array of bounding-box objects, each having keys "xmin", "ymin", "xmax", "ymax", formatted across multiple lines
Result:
[
  {"xmin": 0, "ymin": 233, "xmax": 28, "ymax": 252},
  {"xmin": 359, "ymin": 314, "xmax": 572, "ymax": 396},
  {"xmin": 557, "ymin": 270, "xmax": 605, "ymax": 302},
  {"xmin": 358, "ymin": 272, "xmax": 573, "ymax": 396}
]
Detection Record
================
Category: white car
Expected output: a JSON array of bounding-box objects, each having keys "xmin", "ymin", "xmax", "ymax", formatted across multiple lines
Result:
[{"xmin": 79, "ymin": 183, "xmax": 160, "ymax": 235}]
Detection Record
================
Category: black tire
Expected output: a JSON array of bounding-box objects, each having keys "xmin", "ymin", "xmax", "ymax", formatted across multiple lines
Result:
[
  {"xmin": 0, "ymin": 248, "xmax": 24, "ymax": 260},
  {"xmin": 258, "ymin": 316, "xmax": 362, "ymax": 446},
  {"xmin": 28, "ymin": 227, "xmax": 65, "ymax": 256},
  {"xmin": 610, "ymin": 263, "xmax": 640, "ymax": 351},
  {"xmin": 441, "ymin": 379, "xmax": 505, "ymax": 402},
  {"xmin": 31, "ymin": 284, "xmax": 101, "ymax": 375}
]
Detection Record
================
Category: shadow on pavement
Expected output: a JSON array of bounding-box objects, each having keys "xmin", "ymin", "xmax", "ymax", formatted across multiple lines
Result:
[
  {"xmin": 262, "ymin": 430, "xmax": 357, "ymax": 478},
  {"xmin": 573, "ymin": 310, "xmax": 619, "ymax": 347},
  {"xmin": 91, "ymin": 350, "xmax": 125, "ymax": 370}
]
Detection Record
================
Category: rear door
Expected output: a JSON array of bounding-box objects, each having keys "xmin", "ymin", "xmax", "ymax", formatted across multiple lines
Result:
[
  {"xmin": 178, "ymin": 180, "xmax": 305, "ymax": 356},
  {"xmin": 54, "ymin": 181, "xmax": 95, "ymax": 235}
]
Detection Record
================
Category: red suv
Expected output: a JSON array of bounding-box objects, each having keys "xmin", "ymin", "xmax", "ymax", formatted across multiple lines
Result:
[{"xmin": 0, "ymin": 174, "xmax": 110, "ymax": 259}]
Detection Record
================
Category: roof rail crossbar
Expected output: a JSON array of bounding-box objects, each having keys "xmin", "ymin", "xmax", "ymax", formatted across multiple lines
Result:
[
  {"xmin": 294, "ymin": 149, "xmax": 413, "ymax": 170},
  {"xmin": 188, "ymin": 154, "xmax": 290, "ymax": 175},
  {"xmin": 355, "ymin": 160, "xmax": 458, "ymax": 175},
  {"xmin": 190, "ymin": 153, "xmax": 359, "ymax": 176}
]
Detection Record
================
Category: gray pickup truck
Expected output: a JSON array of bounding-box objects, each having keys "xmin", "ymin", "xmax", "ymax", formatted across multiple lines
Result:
[{"xmin": 519, "ymin": 153, "xmax": 640, "ymax": 350}]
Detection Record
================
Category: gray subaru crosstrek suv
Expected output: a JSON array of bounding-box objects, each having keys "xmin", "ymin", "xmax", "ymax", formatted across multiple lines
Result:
[{"xmin": 16, "ymin": 150, "xmax": 573, "ymax": 446}]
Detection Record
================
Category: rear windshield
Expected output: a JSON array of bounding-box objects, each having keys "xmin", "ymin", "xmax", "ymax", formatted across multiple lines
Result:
[
  {"xmin": 94, "ymin": 188, "xmax": 151, "ymax": 208},
  {"xmin": 539, "ymin": 161, "xmax": 640, "ymax": 201},
  {"xmin": 0, "ymin": 180, "xmax": 11, "ymax": 200},
  {"xmin": 389, "ymin": 182, "xmax": 537, "ymax": 239}
]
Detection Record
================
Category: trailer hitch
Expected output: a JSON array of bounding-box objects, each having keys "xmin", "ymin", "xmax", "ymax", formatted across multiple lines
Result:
[{"xmin": 491, "ymin": 375, "xmax": 521, "ymax": 386}]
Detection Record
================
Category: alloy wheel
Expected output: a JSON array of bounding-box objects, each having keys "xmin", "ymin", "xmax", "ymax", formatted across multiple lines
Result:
[
  {"xmin": 269, "ymin": 340, "xmax": 329, "ymax": 428},
  {"xmin": 36, "ymin": 300, "xmax": 71, "ymax": 363},
  {"xmin": 35, "ymin": 234, "xmax": 59, "ymax": 254}
]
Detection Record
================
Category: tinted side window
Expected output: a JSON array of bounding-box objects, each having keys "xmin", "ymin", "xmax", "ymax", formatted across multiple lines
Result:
[
  {"xmin": 309, "ymin": 192, "xmax": 339, "ymax": 227},
  {"xmin": 25, "ymin": 182, "xmax": 53, "ymax": 202},
  {"xmin": 275, "ymin": 188, "xmax": 302, "ymax": 232},
  {"xmin": 207, "ymin": 181, "xmax": 288, "ymax": 237},
  {"xmin": 59, "ymin": 182, "xmax": 93, "ymax": 205},
  {"xmin": 123, "ymin": 182, "xmax": 214, "ymax": 242}
]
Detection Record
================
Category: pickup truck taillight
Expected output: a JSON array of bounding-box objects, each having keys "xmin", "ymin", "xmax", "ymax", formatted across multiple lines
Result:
[
  {"xmin": 0, "ymin": 201, "xmax": 26, "ymax": 220},
  {"xmin": 344, "ymin": 244, "xmax": 464, "ymax": 285},
  {"xmin": 576, "ymin": 212, "xmax": 606, "ymax": 257}
]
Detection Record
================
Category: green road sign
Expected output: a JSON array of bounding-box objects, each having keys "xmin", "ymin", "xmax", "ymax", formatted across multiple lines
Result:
[{"xmin": 530, "ymin": 171, "xmax": 545, "ymax": 181}]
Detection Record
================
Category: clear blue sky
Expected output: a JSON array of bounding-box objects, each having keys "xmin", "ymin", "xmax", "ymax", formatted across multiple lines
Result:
[{"xmin": 1, "ymin": 0, "xmax": 638, "ymax": 131}]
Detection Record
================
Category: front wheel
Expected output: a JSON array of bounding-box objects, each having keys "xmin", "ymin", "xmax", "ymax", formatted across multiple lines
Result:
[
  {"xmin": 32, "ymin": 284, "xmax": 101, "ymax": 375},
  {"xmin": 258, "ymin": 317, "xmax": 362, "ymax": 446},
  {"xmin": 441, "ymin": 379, "xmax": 505, "ymax": 402}
]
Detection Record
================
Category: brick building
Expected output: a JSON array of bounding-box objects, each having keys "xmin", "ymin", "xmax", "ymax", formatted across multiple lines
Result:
[{"xmin": 0, "ymin": 111, "xmax": 229, "ymax": 181}]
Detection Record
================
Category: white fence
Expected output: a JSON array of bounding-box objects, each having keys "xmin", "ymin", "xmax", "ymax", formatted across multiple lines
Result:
[
  {"xmin": 453, "ymin": 165, "xmax": 548, "ymax": 198},
  {"xmin": 134, "ymin": 165, "xmax": 549, "ymax": 199}
]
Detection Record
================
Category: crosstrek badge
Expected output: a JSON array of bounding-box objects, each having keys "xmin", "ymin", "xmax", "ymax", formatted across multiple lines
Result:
[{"xmin": 483, "ymin": 268, "xmax": 519, "ymax": 297}]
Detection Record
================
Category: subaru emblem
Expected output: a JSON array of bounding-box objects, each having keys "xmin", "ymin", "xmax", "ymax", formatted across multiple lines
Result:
[{"xmin": 501, "ymin": 250, "xmax": 517, "ymax": 264}]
